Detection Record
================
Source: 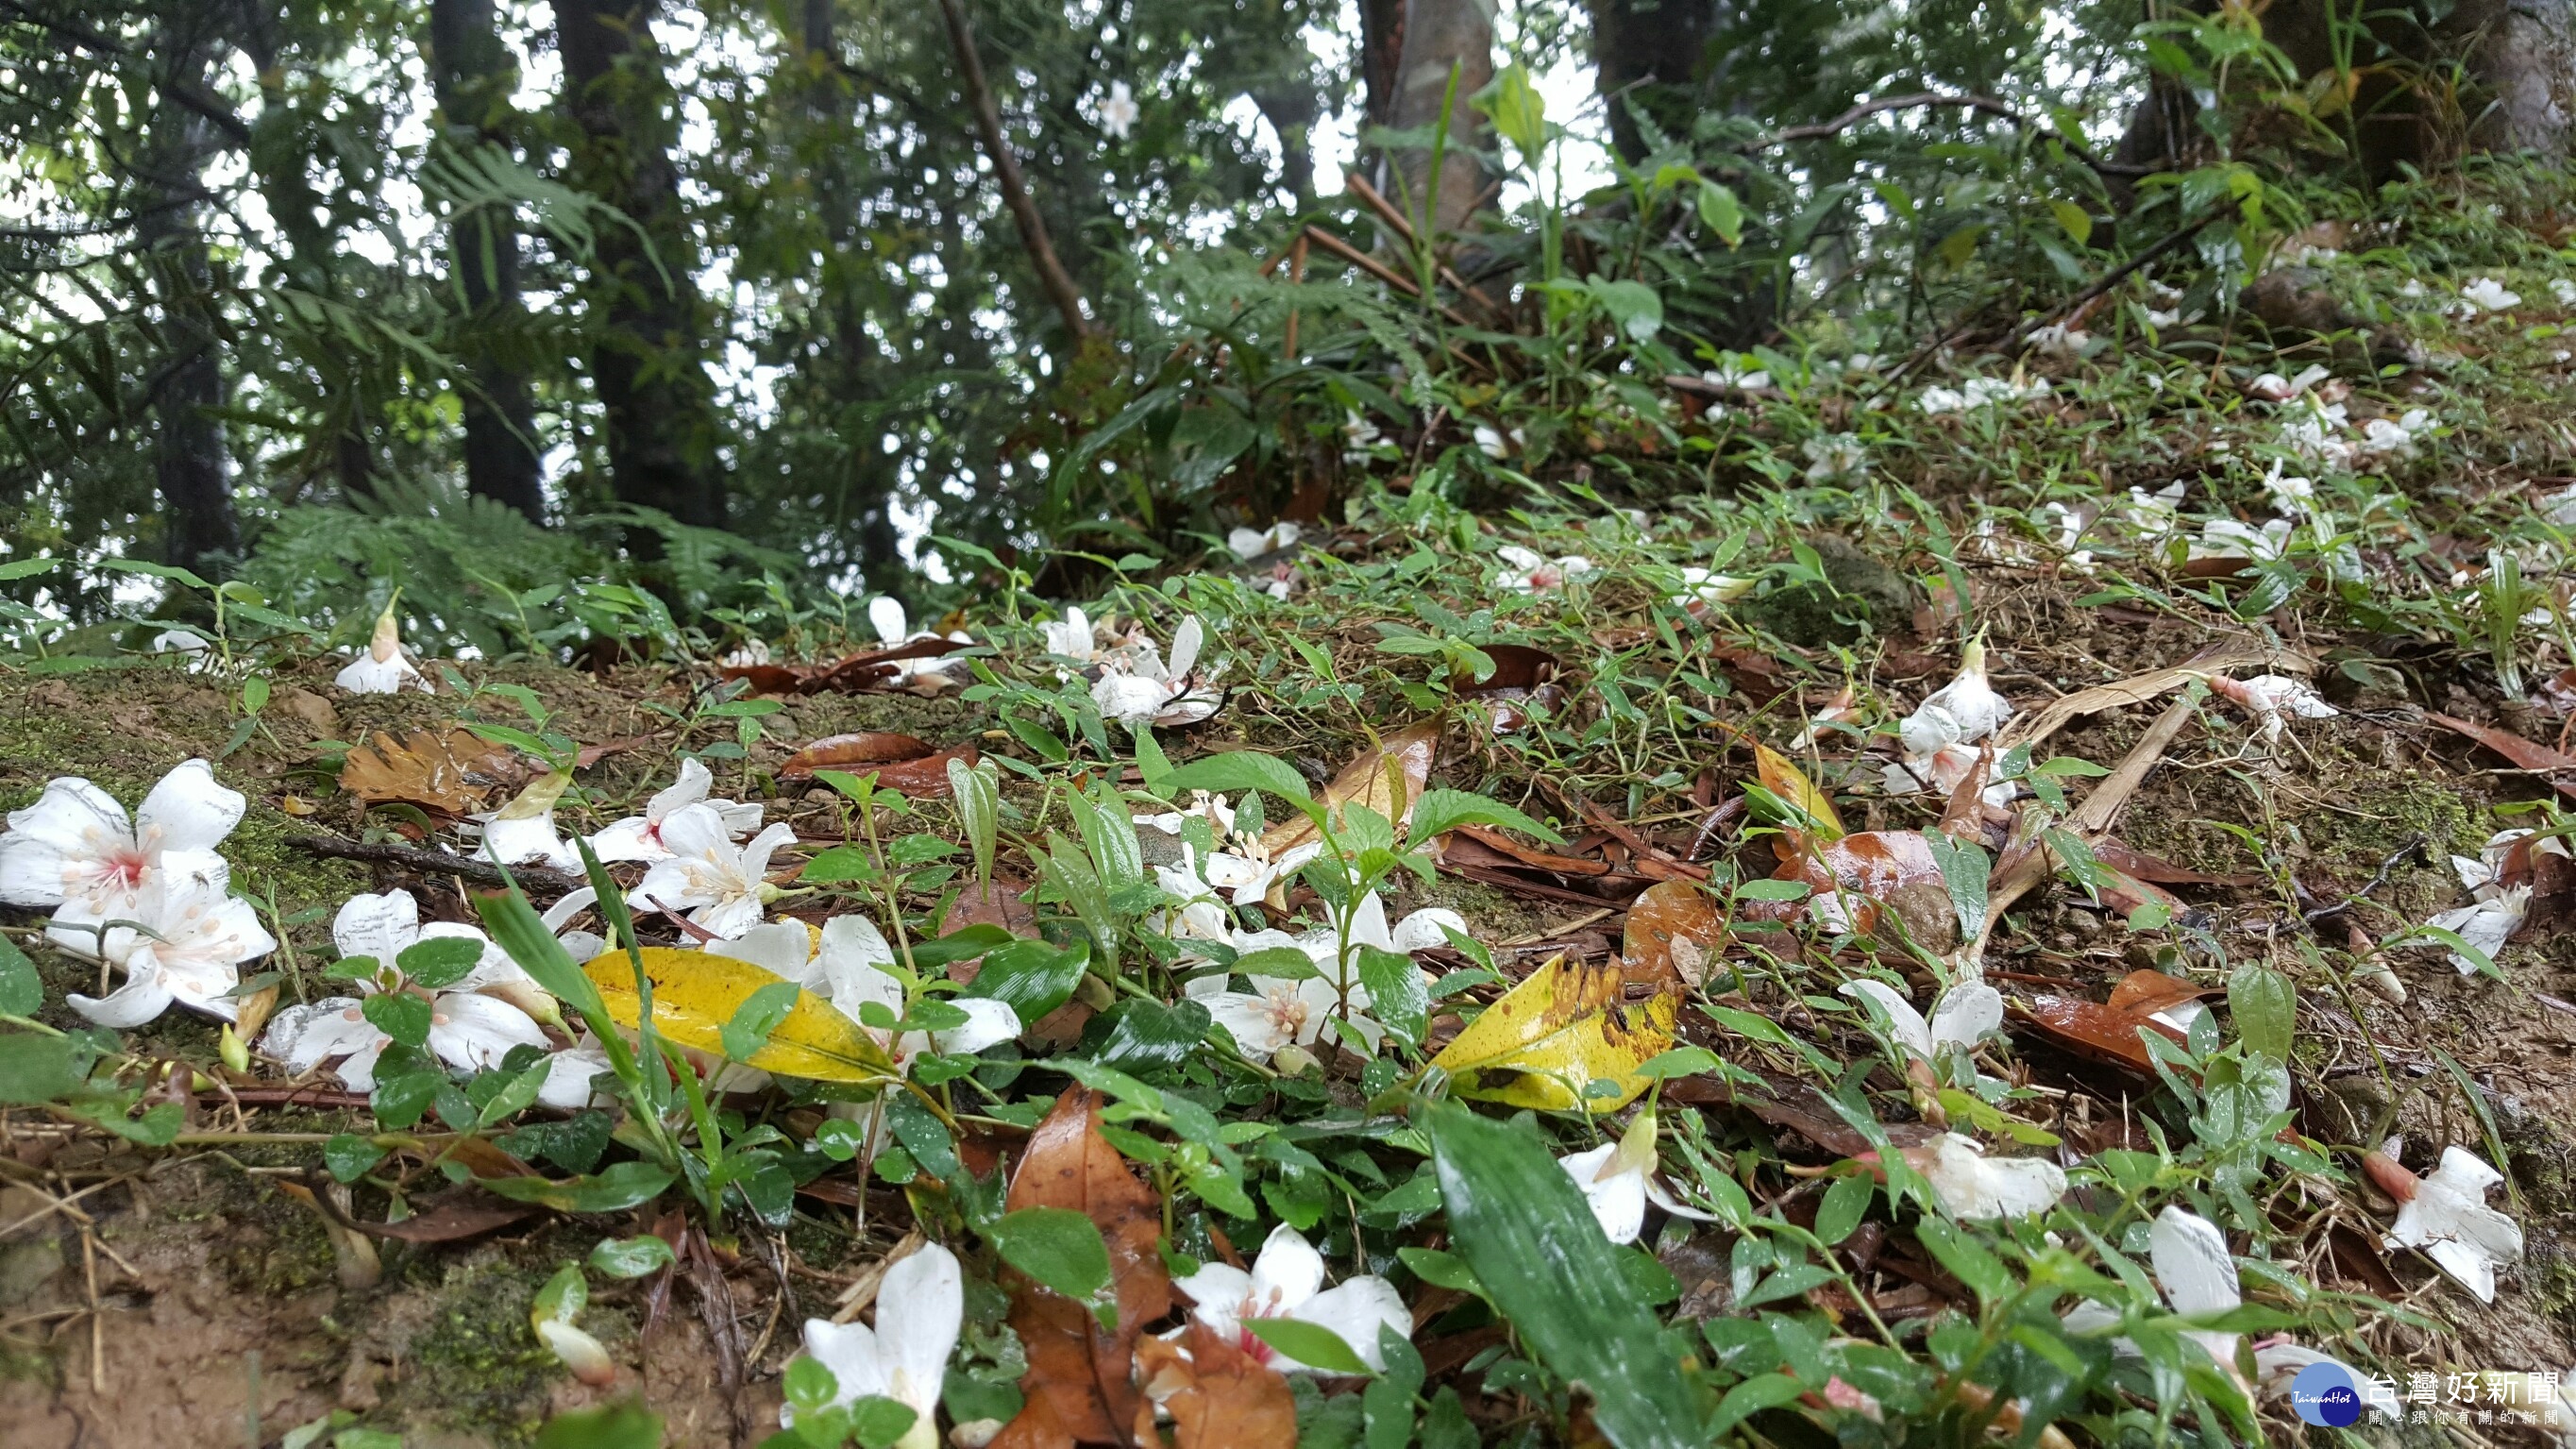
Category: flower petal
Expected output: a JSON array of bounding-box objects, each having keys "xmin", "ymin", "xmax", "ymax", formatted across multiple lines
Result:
[
  {"xmin": 134, "ymin": 759, "xmax": 246, "ymax": 856},
  {"xmin": 932, "ymin": 998, "xmax": 1021, "ymax": 1056},
  {"xmin": 877, "ymin": 1244, "xmax": 964, "ymax": 1419},
  {"xmin": 427, "ymin": 991, "xmax": 548, "ymax": 1073},
  {"xmin": 68, "ymin": 974, "xmax": 176, "ymax": 1029},
  {"xmin": 1249, "ymin": 1224, "xmax": 1327, "ymax": 1313},
  {"xmin": 333, "ymin": 889, "xmax": 422, "ymax": 966},
  {"xmin": 0, "ymin": 777, "xmax": 130, "ymax": 908},
  {"xmin": 1927, "ymin": 982, "xmax": 2004, "ymax": 1053},
  {"xmin": 650, "ymin": 757, "xmax": 715, "ymax": 820},
  {"xmin": 1291, "ymin": 1277, "xmax": 1409, "ymax": 1373},
  {"xmin": 1839, "ymin": 980, "xmax": 1935, "ymax": 1059},
  {"xmin": 2150, "ymin": 1205, "xmax": 2240, "ymax": 1317}
]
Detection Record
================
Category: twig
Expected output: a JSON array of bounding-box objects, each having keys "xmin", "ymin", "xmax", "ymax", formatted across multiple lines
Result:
[
  {"xmin": 287, "ymin": 834, "xmax": 584, "ymax": 896},
  {"xmin": 1748, "ymin": 91, "xmax": 2152, "ymax": 177},
  {"xmin": 934, "ymin": 0, "xmax": 1093, "ymax": 338}
]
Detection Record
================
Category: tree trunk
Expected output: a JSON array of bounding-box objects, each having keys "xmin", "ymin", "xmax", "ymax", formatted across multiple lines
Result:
[
  {"xmin": 1590, "ymin": 0, "xmax": 1724, "ymax": 161},
  {"xmin": 136, "ymin": 28, "xmax": 238, "ymax": 579},
  {"xmin": 556, "ymin": 0, "xmax": 724, "ymax": 543},
  {"xmin": 2450, "ymin": 0, "xmax": 2576, "ymax": 153},
  {"xmin": 1379, "ymin": 0, "xmax": 1495, "ymax": 235},
  {"xmin": 430, "ymin": 0, "xmax": 546, "ymax": 522},
  {"xmin": 1358, "ymin": 0, "xmax": 1408, "ymax": 133},
  {"xmin": 799, "ymin": 0, "xmax": 904, "ymax": 592}
]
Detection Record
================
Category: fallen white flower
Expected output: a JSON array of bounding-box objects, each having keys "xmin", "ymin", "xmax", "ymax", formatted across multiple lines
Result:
[
  {"xmin": 2427, "ymin": 885, "xmax": 2528, "ymax": 973},
  {"xmin": 1558, "ymin": 1111, "xmax": 1718, "ymax": 1244},
  {"xmin": 0, "ymin": 758, "xmax": 244, "ymax": 914},
  {"xmin": 1494, "ymin": 545, "xmax": 1593, "ymax": 594},
  {"xmin": 471, "ymin": 771, "xmax": 579, "ymax": 872},
  {"xmin": 2380, "ymin": 1143, "xmax": 2524, "ymax": 1303},
  {"xmin": 2027, "ymin": 323, "xmax": 2092, "ymax": 362},
  {"xmin": 1885, "ymin": 641, "xmax": 2014, "ymax": 799},
  {"xmin": 630, "ymin": 815, "xmax": 799, "ymax": 939},
  {"xmin": 717, "ymin": 916, "xmax": 1020, "ymax": 1069},
  {"xmin": 1802, "ymin": 433, "xmax": 1866, "ymax": 483},
  {"xmin": 1840, "ymin": 978, "xmax": 2004, "ymax": 1064},
  {"xmin": 1227, "ymin": 522, "xmax": 1304, "ymax": 560},
  {"xmin": 786, "ymin": 1243, "xmax": 962, "ymax": 1449},
  {"xmin": 2461, "ymin": 277, "xmax": 2521, "ymax": 312},
  {"xmin": 1174, "ymin": 1224, "xmax": 1411, "ymax": 1373},
  {"xmin": 2251, "ymin": 1342, "xmax": 2401, "ymax": 1418},
  {"xmin": 1908, "ymin": 1133, "xmax": 2066, "ymax": 1221},
  {"xmin": 1673, "ymin": 564, "xmax": 1756, "ymax": 609},
  {"xmin": 867, "ymin": 598, "xmax": 968, "ymax": 690},
  {"xmin": 335, "ymin": 598, "xmax": 429, "ymax": 695},
  {"xmin": 1091, "ymin": 615, "xmax": 1223, "ymax": 728},
  {"xmin": 64, "ymin": 871, "xmax": 276, "ymax": 1028},
  {"xmin": 2152, "ymin": 1205, "xmax": 2246, "ymax": 1373},
  {"xmin": 2206, "ymin": 673, "xmax": 2338, "ymax": 743},
  {"xmin": 1473, "ymin": 424, "xmax": 1524, "ymax": 460},
  {"xmin": 589, "ymin": 757, "xmax": 765, "ymax": 863},
  {"xmin": 1919, "ymin": 376, "xmax": 2047, "ymax": 414},
  {"xmin": 2191, "ymin": 517, "xmax": 2294, "ymax": 563}
]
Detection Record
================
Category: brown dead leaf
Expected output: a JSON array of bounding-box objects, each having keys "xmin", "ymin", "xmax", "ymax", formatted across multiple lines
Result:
[
  {"xmin": 993, "ymin": 1087, "xmax": 1173, "ymax": 1449},
  {"xmin": 1751, "ymin": 831, "xmax": 1945, "ymax": 938},
  {"xmin": 2091, "ymin": 838, "xmax": 2258, "ymax": 887},
  {"xmin": 2427, "ymin": 712, "xmax": 2576, "ymax": 801},
  {"xmin": 1130, "ymin": 1321, "xmax": 1298, "ymax": 1449},
  {"xmin": 946, "ymin": 876, "xmax": 1039, "ymax": 970},
  {"xmin": 777, "ymin": 733, "xmax": 978, "ymax": 796},
  {"xmin": 2105, "ymin": 969, "xmax": 2214, "ymax": 1019},
  {"xmin": 2010, "ymin": 992, "xmax": 2188, "ymax": 1072},
  {"xmin": 1623, "ymin": 880, "xmax": 1725, "ymax": 988},
  {"xmin": 343, "ymin": 1187, "xmax": 538, "ymax": 1243},
  {"xmin": 1260, "ymin": 719, "xmax": 1441, "ymax": 860},
  {"xmin": 339, "ymin": 727, "xmax": 521, "ymax": 817},
  {"xmin": 1454, "ymin": 644, "xmax": 1564, "ymax": 732}
]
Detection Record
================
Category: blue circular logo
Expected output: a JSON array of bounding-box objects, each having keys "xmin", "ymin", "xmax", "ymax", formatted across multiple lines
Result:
[{"xmin": 2290, "ymin": 1362, "xmax": 2363, "ymax": 1427}]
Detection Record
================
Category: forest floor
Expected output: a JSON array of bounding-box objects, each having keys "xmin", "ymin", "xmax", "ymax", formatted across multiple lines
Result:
[{"xmin": 12, "ymin": 174, "xmax": 2576, "ymax": 1448}]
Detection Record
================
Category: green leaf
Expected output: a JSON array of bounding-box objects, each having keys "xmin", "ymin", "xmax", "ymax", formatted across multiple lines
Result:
[
  {"xmin": 589, "ymin": 1235, "xmax": 679, "ymax": 1279},
  {"xmin": 533, "ymin": 1261, "xmax": 587, "ymax": 1324},
  {"xmin": 362, "ymin": 993, "xmax": 432, "ymax": 1050},
  {"xmin": 1734, "ymin": 878, "xmax": 1811, "ymax": 902},
  {"xmin": 902, "ymin": 925, "xmax": 1015, "ymax": 972},
  {"xmin": 1925, "ymin": 833, "xmax": 1991, "ymax": 945},
  {"xmin": 1479, "ymin": 61, "xmax": 1548, "ymax": 169},
  {"xmin": 1157, "ymin": 751, "xmax": 1314, "ymax": 807},
  {"xmin": 1585, "ymin": 277, "xmax": 1663, "ymax": 344},
  {"xmin": 1697, "ymin": 180, "xmax": 1744, "ymax": 246},
  {"xmin": 988, "ymin": 1206, "xmax": 1114, "ymax": 1323},
  {"xmin": 2050, "ymin": 198, "xmax": 2094, "ymax": 245},
  {"xmin": 1248, "ymin": 1317, "xmax": 1372, "ymax": 1375},
  {"xmin": 1079, "ymin": 997, "xmax": 1210, "ymax": 1072},
  {"xmin": 532, "ymin": 1403, "xmax": 665, "ymax": 1449},
  {"xmin": 0, "ymin": 935, "xmax": 40, "ymax": 1017},
  {"xmin": 476, "ymin": 872, "xmax": 611, "ymax": 1022},
  {"xmin": 2228, "ymin": 963, "xmax": 2295, "ymax": 1061},
  {"xmin": 719, "ymin": 980, "xmax": 805, "ymax": 1061},
  {"xmin": 850, "ymin": 1396, "xmax": 919, "ymax": 1449},
  {"xmin": 1406, "ymin": 788, "xmax": 1564, "ymax": 847},
  {"xmin": 1707, "ymin": 1372, "xmax": 1807, "ymax": 1438},
  {"xmin": 800, "ymin": 845, "xmax": 878, "ymax": 885},
  {"xmin": 1914, "ymin": 1217, "xmax": 2015, "ymax": 1304},
  {"xmin": 480, "ymin": 1161, "xmax": 676, "ymax": 1214},
  {"xmin": 324, "ymin": 1133, "xmax": 390, "ymax": 1184},
  {"xmin": 950, "ymin": 757, "xmax": 1001, "ymax": 890},
  {"xmin": 1424, "ymin": 1102, "xmax": 1700, "ymax": 1449},
  {"xmin": 1355, "ymin": 946, "xmax": 1429, "ymax": 1049},
  {"xmin": 962, "ymin": 937, "xmax": 1090, "ymax": 1022},
  {"xmin": 1814, "ymin": 1171, "xmax": 1873, "ymax": 1246},
  {"xmin": 476, "ymin": 1061, "xmax": 549, "ymax": 1128}
]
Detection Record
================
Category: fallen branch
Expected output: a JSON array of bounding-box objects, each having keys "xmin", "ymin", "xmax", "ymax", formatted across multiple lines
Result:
[{"xmin": 288, "ymin": 834, "xmax": 585, "ymax": 897}]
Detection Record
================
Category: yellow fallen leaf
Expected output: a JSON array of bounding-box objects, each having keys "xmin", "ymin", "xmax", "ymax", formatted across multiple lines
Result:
[
  {"xmin": 1259, "ymin": 718, "xmax": 1442, "ymax": 861},
  {"xmin": 1428, "ymin": 954, "xmax": 1676, "ymax": 1113},
  {"xmin": 581, "ymin": 947, "xmax": 897, "ymax": 1083},
  {"xmin": 1751, "ymin": 739, "xmax": 1844, "ymax": 842}
]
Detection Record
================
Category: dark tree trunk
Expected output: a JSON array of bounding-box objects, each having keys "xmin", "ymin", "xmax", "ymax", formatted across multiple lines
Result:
[
  {"xmin": 1590, "ymin": 0, "xmax": 1724, "ymax": 161},
  {"xmin": 556, "ymin": 0, "xmax": 724, "ymax": 544},
  {"xmin": 799, "ymin": 0, "xmax": 903, "ymax": 591},
  {"xmin": 1378, "ymin": 0, "xmax": 1494, "ymax": 234},
  {"xmin": 137, "ymin": 27, "xmax": 238, "ymax": 579},
  {"xmin": 430, "ymin": 0, "xmax": 546, "ymax": 522},
  {"xmin": 1358, "ymin": 0, "xmax": 1406, "ymax": 134}
]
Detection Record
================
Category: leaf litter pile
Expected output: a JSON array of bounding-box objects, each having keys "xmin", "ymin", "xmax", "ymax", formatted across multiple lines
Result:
[{"xmin": 23, "ymin": 222, "xmax": 2576, "ymax": 1449}]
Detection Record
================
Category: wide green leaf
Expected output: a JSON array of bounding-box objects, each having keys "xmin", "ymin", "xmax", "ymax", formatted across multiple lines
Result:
[
  {"xmin": 988, "ymin": 1206, "xmax": 1113, "ymax": 1323},
  {"xmin": 1157, "ymin": 750, "xmax": 1315, "ymax": 806},
  {"xmin": 480, "ymin": 1160, "xmax": 676, "ymax": 1214},
  {"xmin": 1246, "ymin": 1317, "xmax": 1372, "ymax": 1376},
  {"xmin": 962, "ymin": 937, "xmax": 1090, "ymax": 1022},
  {"xmin": 1424, "ymin": 1102, "xmax": 1700, "ymax": 1449}
]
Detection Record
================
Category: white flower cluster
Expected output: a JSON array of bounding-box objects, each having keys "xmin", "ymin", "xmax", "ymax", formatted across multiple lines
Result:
[{"xmin": 1918, "ymin": 376, "xmax": 2049, "ymax": 415}]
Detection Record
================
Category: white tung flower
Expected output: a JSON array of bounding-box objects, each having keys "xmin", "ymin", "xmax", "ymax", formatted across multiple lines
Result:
[
  {"xmin": 630, "ymin": 816, "xmax": 798, "ymax": 939},
  {"xmin": 2151, "ymin": 1205, "xmax": 2246, "ymax": 1373},
  {"xmin": 1558, "ymin": 1112, "xmax": 1718, "ymax": 1244},
  {"xmin": 1090, "ymin": 616, "xmax": 1223, "ymax": 729},
  {"xmin": 1906, "ymin": 1133, "xmax": 2067, "ymax": 1222},
  {"xmin": 1803, "ymin": 433, "xmax": 1867, "ymax": 483},
  {"xmin": 867, "ymin": 598, "xmax": 968, "ymax": 689},
  {"xmin": 2026, "ymin": 323, "xmax": 2092, "ymax": 362},
  {"xmin": 1672, "ymin": 565, "xmax": 1756, "ymax": 609},
  {"xmin": 2382, "ymin": 1144, "xmax": 2525, "ymax": 1303},
  {"xmin": 2460, "ymin": 277, "xmax": 2521, "ymax": 312},
  {"xmin": 2191, "ymin": 516, "xmax": 2294, "ymax": 564},
  {"xmin": 1174, "ymin": 1224, "xmax": 1411, "ymax": 1373},
  {"xmin": 1839, "ymin": 978, "xmax": 2003, "ymax": 1065},
  {"xmin": 1227, "ymin": 521, "xmax": 1304, "ymax": 560},
  {"xmin": 1493, "ymin": 545, "xmax": 1593, "ymax": 594},
  {"xmin": 1472, "ymin": 424, "xmax": 1525, "ymax": 460},
  {"xmin": 335, "ymin": 598, "xmax": 429, "ymax": 695},
  {"xmin": 2427, "ymin": 885, "xmax": 2529, "ymax": 974},
  {"xmin": 1185, "ymin": 896, "xmax": 1458, "ymax": 1061},
  {"xmin": 716, "ymin": 917, "xmax": 1019, "ymax": 1069},
  {"xmin": 471, "ymin": 771, "xmax": 579, "ymax": 872},
  {"xmin": 786, "ymin": 1244, "xmax": 963, "ymax": 1449},
  {"xmin": 2206, "ymin": 673, "xmax": 2338, "ymax": 744},
  {"xmin": 64, "ymin": 871, "xmax": 277, "ymax": 1028},
  {"xmin": 589, "ymin": 757, "xmax": 766, "ymax": 863},
  {"xmin": 1884, "ymin": 641, "xmax": 2014, "ymax": 800},
  {"xmin": 0, "ymin": 758, "xmax": 244, "ymax": 915},
  {"xmin": 1099, "ymin": 80, "xmax": 1138, "ymax": 141}
]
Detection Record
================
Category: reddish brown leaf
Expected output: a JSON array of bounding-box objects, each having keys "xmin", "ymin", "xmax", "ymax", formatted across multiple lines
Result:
[
  {"xmin": 718, "ymin": 636, "xmax": 965, "ymax": 696},
  {"xmin": 778, "ymin": 731, "xmax": 934, "ymax": 775},
  {"xmin": 1748, "ymin": 831, "xmax": 1944, "ymax": 935},
  {"xmin": 2104, "ymin": 969, "xmax": 2214, "ymax": 1019},
  {"xmin": 340, "ymin": 727, "xmax": 522, "ymax": 817},
  {"xmin": 2011, "ymin": 993, "xmax": 2188, "ymax": 1071},
  {"xmin": 993, "ymin": 1087, "xmax": 1173, "ymax": 1449},
  {"xmin": 2091, "ymin": 838, "xmax": 2259, "ymax": 887},
  {"xmin": 1130, "ymin": 1321, "xmax": 1299, "ymax": 1449},
  {"xmin": 946, "ymin": 876, "xmax": 1039, "ymax": 975},
  {"xmin": 1453, "ymin": 645, "xmax": 1565, "ymax": 732},
  {"xmin": 2427, "ymin": 712, "xmax": 2576, "ymax": 800},
  {"xmin": 1622, "ymin": 880, "xmax": 1725, "ymax": 988},
  {"xmin": 349, "ymin": 1189, "xmax": 538, "ymax": 1243}
]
